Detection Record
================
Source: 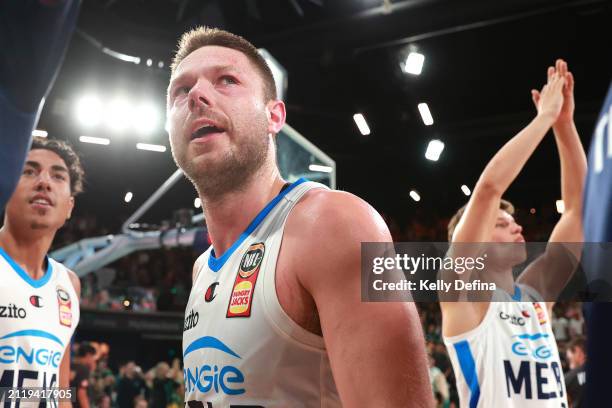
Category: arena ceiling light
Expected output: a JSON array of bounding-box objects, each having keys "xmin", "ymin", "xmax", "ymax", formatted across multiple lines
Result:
[
  {"xmin": 404, "ymin": 52, "xmax": 425, "ymax": 75},
  {"xmin": 461, "ymin": 185, "xmax": 471, "ymax": 196},
  {"xmin": 124, "ymin": 192, "xmax": 133, "ymax": 203},
  {"xmin": 79, "ymin": 136, "xmax": 110, "ymax": 145},
  {"xmin": 106, "ymin": 97, "xmax": 133, "ymax": 132},
  {"xmin": 425, "ymin": 139, "xmax": 444, "ymax": 161},
  {"xmin": 556, "ymin": 200, "xmax": 565, "ymax": 214},
  {"xmin": 417, "ymin": 103, "xmax": 434, "ymax": 126},
  {"xmin": 353, "ymin": 113, "xmax": 371, "ymax": 136},
  {"xmin": 309, "ymin": 164, "xmax": 333, "ymax": 173},
  {"xmin": 409, "ymin": 190, "xmax": 421, "ymax": 202},
  {"xmin": 132, "ymin": 103, "xmax": 159, "ymax": 135},
  {"xmin": 32, "ymin": 129, "xmax": 48, "ymax": 138},
  {"xmin": 136, "ymin": 143, "xmax": 166, "ymax": 153},
  {"xmin": 75, "ymin": 96, "xmax": 102, "ymax": 127},
  {"xmin": 194, "ymin": 198, "xmax": 201, "ymax": 209}
]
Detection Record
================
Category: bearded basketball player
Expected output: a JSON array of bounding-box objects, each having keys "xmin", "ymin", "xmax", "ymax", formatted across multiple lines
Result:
[{"xmin": 167, "ymin": 27, "xmax": 433, "ymax": 407}]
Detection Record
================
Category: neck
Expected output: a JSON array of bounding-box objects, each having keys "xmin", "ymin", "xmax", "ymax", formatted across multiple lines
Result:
[
  {"xmin": 0, "ymin": 223, "xmax": 55, "ymax": 280},
  {"xmin": 200, "ymin": 160, "xmax": 285, "ymax": 257},
  {"xmin": 487, "ymin": 267, "xmax": 516, "ymax": 296}
]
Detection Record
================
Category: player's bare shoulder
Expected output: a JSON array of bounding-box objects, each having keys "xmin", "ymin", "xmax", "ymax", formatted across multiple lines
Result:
[
  {"xmin": 286, "ymin": 188, "xmax": 390, "ymax": 243},
  {"xmin": 66, "ymin": 268, "xmax": 82, "ymax": 297}
]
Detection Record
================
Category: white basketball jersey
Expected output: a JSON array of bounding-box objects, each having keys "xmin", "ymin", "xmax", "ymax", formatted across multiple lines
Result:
[
  {"xmin": 183, "ymin": 178, "xmax": 341, "ymax": 408},
  {"xmin": 0, "ymin": 248, "xmax": 79, "ymax": 407},
  {"xmin": 444, "ymin": 285, "xmax": 567, "ymax": 408}
]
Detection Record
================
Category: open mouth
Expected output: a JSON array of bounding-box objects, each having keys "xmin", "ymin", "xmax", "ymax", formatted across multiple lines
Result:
[
  {"xmin": 191, "ymin": 125, "xmax": 225, "ymax": 140},
  {"xmin": 30, "ymin": 197, "xmax": 53, "ymax": 208}
]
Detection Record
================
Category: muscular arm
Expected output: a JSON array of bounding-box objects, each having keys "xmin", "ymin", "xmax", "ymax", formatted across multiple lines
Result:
[{"xmin": 291, "ymin": 190, "xmax": 433, "ymax": 407}]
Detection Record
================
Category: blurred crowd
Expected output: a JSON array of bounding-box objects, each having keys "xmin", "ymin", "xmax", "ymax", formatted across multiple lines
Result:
[{"xmin": 71, "ymin": 342, "xmax": 184, "ymax": 408}]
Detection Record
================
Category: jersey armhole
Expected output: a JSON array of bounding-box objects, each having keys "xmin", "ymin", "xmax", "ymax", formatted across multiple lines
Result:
[
  {"xmin": 260, "ymin": 183, "xmax": 328, "ymax": 351},
  {"xmin": 443, "ymin": 301, "xmax": 497, "ymax": 344}
]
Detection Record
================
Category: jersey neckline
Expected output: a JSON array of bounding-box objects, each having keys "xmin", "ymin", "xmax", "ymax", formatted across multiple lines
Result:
[
  {"xmin": 0, "ymin": 246, "xmax": 53, "ymax": 288},
  {"xmin": 208, "ymin": 178, "xmax": 308, "ymax": 272}
]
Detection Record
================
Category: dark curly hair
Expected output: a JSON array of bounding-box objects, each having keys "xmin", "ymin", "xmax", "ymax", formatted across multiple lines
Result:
[{"xmin": 30, "ymin": 137, "xmax": 84, "ymax": 195}]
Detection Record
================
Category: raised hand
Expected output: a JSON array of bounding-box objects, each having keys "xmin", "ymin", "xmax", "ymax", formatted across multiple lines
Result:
[
  {"xmin": 531, "ymin": 71, "xmax": 565, "ymax": 123},
  {"xmin": 531, "ymin": 59, "xmax": 574, "ymax": 125}
]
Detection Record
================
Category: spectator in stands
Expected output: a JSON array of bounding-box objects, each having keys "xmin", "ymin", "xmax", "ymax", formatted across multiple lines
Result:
[
  {"xmin": 565, "ymin": 336, "xmax": 587, "ymax": 408},
  {"xmin": 117, "ymin": 362, "xmax": 148, "ymax": 408},
  {"xmin": 428, "ymin": 354, "xmax": 450, "ymax": 408},
  {"xmin": 71, "ymin": 343, "xmax": 97, "ymax": 408},
  {"xmin": 568, "ymin": 305, "xmax": 584, "ymax": 337},
  {"xmin": 552, "ymin": 308, "xmax": 570, "ymax": 342}
]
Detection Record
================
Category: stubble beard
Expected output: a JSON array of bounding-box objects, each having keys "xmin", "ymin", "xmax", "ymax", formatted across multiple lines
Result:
[{"xmin": 182, "ymin": 127, "xmax": 270, "ymax": 201}]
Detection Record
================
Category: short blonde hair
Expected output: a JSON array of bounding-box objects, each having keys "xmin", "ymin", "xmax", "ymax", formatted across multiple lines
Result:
[
  {"xmin": 447, "ymin": 199, "xmax": 515, "ymax": 241},
  {"xmin": 171, "ymin": 26, "xmax": 277, "ymax": 102}
]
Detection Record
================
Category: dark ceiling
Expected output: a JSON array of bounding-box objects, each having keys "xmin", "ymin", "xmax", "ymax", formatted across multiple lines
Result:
[{"xmin": 39, "ymin": 0, "xmax": 611, "ymax": 229}]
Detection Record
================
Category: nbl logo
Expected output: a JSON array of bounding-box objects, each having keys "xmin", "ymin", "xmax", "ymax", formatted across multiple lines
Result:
[{"xmin": 239, "ymin": 243, "xmax": 265, "ymax": 278}]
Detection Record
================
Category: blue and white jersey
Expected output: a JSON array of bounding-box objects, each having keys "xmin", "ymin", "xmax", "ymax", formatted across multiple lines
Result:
[
  {"xmin": 444, "ymin": 285, "xmax": 567, "ymax": 408},
  {"xmin": 182, "ymin": 178, "xmax": 341, "ymax": 408},
  {"xmin": 0, "ymin": 248, "xmax": 79, "ymax": 407}
]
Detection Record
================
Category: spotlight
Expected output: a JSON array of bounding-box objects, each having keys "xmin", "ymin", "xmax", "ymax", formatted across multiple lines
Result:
[
  {"xmin": 132, "ymin": 103, "xmax": 159, "ymax": 135},
  {"xmin": 461, "ymin": 185, "xmax": 471, "ymax": 196},
  {"xmin": 106, "ymin": 97, "xmax": 132, "ymax": 132},
  {"xmin": 146, "ymin": 59, "xmax": 152, "ymax": 67},
  {"xmin": 353, "ymin": 113, "xmax": 371, "ymax": 136},
  {"xmin": 409, "ymin": 190, "xmax": 421, "ymax": 202},
  {"xmin": 75, "ymin": 96, "xmax": 102, "ymax": 127},
  {"xmin": 404, "ymin": 52, "xmax": 425, "ymax": 75},
  {"xmin": 556, "ymin": 200, "xmax": 565, "ymax": 214},
  {"xmin": 124, "ymin": 192, "xmax": 133, "ymax": 203},
  {"xmin": 194, "ymin": 198, "xmax": 201, "ymax": 209},
  {"xmin": 425, "ymin": 139, "xmax": 444, "ymax": 161},
  {"xmin": 418, "ymin": 103, "xmax": 434, "ymax": 126}
]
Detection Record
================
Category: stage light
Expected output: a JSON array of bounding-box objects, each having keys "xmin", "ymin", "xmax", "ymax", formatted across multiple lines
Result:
[
  {"xmin": 404, "ymin": 52, "xmax": 425, "ymax": 75},
  {"xmin": 461, "ymin": 185, "xmax": 471, "ymax": 196},
  {"xmin": 106, "ymin": 97, "xmax": 132, "ymax": 132},
  {"xmin": 146, "ymin": 59, "xmax": 152, "ymax": 67},
  {"xmin": 133, "ymin": 103, "xmax": 159, "ymax": 135},
  {"xmin": 353, "ymin": 113, "xmax": 371, "ymax": 136},
  {"xmin": 556, "ymin": 200, "xmax": 565, "ymax": 214},
  {"xmin": 418, "ymin": 103, "xmax": 434, "ymax": 126},
  {"xmin": 194, "ymin": 198, "xmax": 201, "ymax": 209},
  {"xmin": 425, "ymin": 139, "xmax": 444, "ymax": 161},
  {"xmin": 75, "ymin": 96, "xmax": 102, "ymax": 127},
  {"xmin": 136, "ymin": 143, "xmax": 166, "ymax": 152},
  {"xmin": 124, "ymin": 192, "xmax": 133, "ymax": 203},
  {"xmin": 79, "ymin": 136, "xmax": 110, "ymax": 145},
  {"xmin": 309, "ymin": 164, "xmax": 333, "ymax": 173},
  {"xmin": 32, "ymin": 130, "xmax": 48, "ymax": 137},
  {"xmin": 410, "ymin": 190, "xmax": 421, "ymax": 202}
]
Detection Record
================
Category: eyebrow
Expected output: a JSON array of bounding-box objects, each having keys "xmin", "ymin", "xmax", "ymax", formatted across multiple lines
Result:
[
  {"xmin": 169, "ymin": 64, "xmax": 240, "ymax": 89},
  {"xmin": 25, "ymin": 161, "xmax": 68, "ymax": 173}
]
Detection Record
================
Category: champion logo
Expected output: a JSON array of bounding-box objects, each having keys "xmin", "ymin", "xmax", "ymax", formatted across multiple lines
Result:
[
  {"xmin": 29, "ymin": 295, "xmax": 43, "ymax": 308},
  {"xmin": 205, "ymin": 282, "xmax": 219, "ymax": 303}
]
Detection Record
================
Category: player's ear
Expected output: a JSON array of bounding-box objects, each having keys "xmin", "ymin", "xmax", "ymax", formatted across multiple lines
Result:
[{"xmin": 266, "ymin": 99, "xmax": 286, "ymax": 135}]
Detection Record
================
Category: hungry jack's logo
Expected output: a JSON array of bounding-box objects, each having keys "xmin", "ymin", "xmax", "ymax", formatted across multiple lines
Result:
[
  {"xmin": 227, "ymin": 243, "xmax": 265, "ymax": 318},
  {"xmin": 56, "ymin": 285, "xmax": 72, "ymax": 327}
]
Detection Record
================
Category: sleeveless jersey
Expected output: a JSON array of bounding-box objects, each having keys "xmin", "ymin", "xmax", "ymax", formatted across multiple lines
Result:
[
  {"xmin": 0, "ymin": 247, "xmax": 79, "ymax": 407},
  {"xmin": 444, "ymin": 285, "xmax": 567, "ymax": 408},
  {"xmin": 182, "ymin": 178, "xmax": 341, "ymax": 408}
]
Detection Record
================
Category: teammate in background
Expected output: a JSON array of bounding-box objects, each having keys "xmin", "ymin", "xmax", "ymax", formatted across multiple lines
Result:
[
  {"xmin": 564, "ymin": 336, "xmax": 586, "ymax": 408},
  {"xmin": 0, "ymin": 0, "xmax": 81, "ymax": 210},
  {"xmin": 441, "ymin": 60, "xmax": 587, "ymax": 407},
  {"xmin": 0, "ymin": 137, "xmax": 83, "ymax": 404},
  {"xmin": 167, "ymin": 27, "xmax": 432, "ymax": 407}
]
